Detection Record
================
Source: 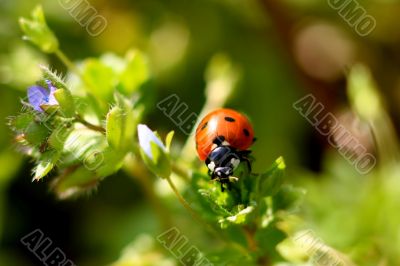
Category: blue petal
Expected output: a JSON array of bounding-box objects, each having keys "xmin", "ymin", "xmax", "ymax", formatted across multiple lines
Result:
[
  {"xmin": 28, "ymin": 85, "xmax": 48, "ymax": 112},
  {"xmin": 46, "ymin": 80, "xmax": 58, "ymax": 105}
]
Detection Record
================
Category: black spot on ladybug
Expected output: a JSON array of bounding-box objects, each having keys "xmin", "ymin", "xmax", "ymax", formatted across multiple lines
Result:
[
  {"xmin": 213, "ymin": 135, "xmax": 225, "ymax": 145},
  {"xmin": 243, "ymin": 129, "xmax": 250, "ymax": 137},
  {"xmin": 200, "ymin": 121, "xmax": 208, "ymax": 130},
  {"xmin": 224, "ymin": 117, "xmax": 235, "ymax": 122}
]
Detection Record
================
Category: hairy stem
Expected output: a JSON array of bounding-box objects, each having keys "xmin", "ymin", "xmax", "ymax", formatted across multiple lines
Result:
[
  {"xmin": 74, "ymin": 115, "xmax": 105, "ymax": 133},
  {"xmin": 171, "ymin": 162, "xmax": 191, "ymax": 182}
]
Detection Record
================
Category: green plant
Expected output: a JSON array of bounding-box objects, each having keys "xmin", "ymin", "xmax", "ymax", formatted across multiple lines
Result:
[{"xmin": 8, "ymin": 5, "xmax": 354, "ymax": 265}]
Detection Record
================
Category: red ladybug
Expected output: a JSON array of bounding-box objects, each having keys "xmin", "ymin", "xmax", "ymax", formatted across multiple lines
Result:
[{"xmin": 195, "ymin": 108, "xmax": 255, "ymax": 191}]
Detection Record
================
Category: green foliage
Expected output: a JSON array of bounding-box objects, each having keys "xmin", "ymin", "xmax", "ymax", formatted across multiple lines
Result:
[
  {"xmin": 19, "ymin": 5, "xmax": 59, "ymax": 53},
  {"xmin": 33, "ymin": 150, "xmax": 60, "ymax": 181},
  {"xmin": 7, "ymin": 6, "xmax": 361, "ymax": 266},
  {"xmin": 186, "ymin": 157, "xmax": 308, "ymax": 264},
  {"xmin": 24, "ymin": 120, "xmax": 50, "ymax": 145},
  {"xmin": 81, "ymin": 58, "xmax": 116, "ymax": 102},
  {"xmin": 10, "ymin": 26, "xmax": 152, "ymax": 197},
  {"xmin": 52, "ymin": 166, "xmax": 99, "ymax": 199},
  {"xmin": 118, "ymin": 50, "xmax": 150, "ymax": 95},
  {"xmin": 53, "ymin": 88, "xmax": 75, "ymax": 117}
]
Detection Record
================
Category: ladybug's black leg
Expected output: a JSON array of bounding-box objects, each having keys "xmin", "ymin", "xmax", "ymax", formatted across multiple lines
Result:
[
  {"xmin": 243, "ymin": 158, "xmax": 252, "ymax": 173},
  {"xmin": 238, "ymin": 150, "xmax": 252, "ymax": 156},
  {"xmin": 208, "ymin": 169, "xmax": 213, "ymax": 177},
  {"xmin": 227, "ymin": 181, "xmax": 232, "ymax": 191},
  {"xmin": 220, "ymin": 183, "xmax": 225, "ymax": 192},
  {"xmin": 237, "ymin": 150, "xmax": 252, "ymax": 173},
  {"xmin": 210, "ymin": 172, "xmax": 217, "ymax": 180}
]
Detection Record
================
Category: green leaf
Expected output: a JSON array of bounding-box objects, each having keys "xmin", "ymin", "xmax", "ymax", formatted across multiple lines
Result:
[
  {"xmin": 259, "ymin": 197, "xmax": 274, "ymax": 228},
  {"xmin": 118, "ymin": 50, "xmax": 150, "ymax": 95},
  {"xmin": 24, "ymin": 121, "xmax": 49, "ymax": 145},
  {"xmin": 39, "ymin": 65, "xmax": 68, "ymax": 90},
  {"xmin": 206, "ymin": 247, "xmax": 253, "ymax": 265},
  {"xmin": 106, "ymin": 106, "xmax": 124, "ymax": 150},
  {"xmin": 198, "ymin": 189, "xmax": 233, "ymax": 217},
  {"xmin": 276, "ymin": 237, "xmax": 310, "ymax": 264},
  {"xmin": 150, "ymin": 141, "xmax": 161, "ymax": 164},
  {"xmin": 186, "ymin": 172, "xmax": 231, "ymax": 221},
  {"xmin": 33, "ymin": 150, "xmax": 60, "ymax": 181},
  {"xmin": 81, "ymin": 58, "xmax": 116, "ymax": 102},
  {"xmin": 233, "ymin": 163, "xmax": 254, "ymax": 205},
  {"xmin": 62, "ymin": 128, "xmax": 107, "ymax": 166},
  {"xmin": 8, "ymin": 113, "xmax": 35, "ymax": 131},
  {"xmin": 53, "ymin": 88, "xmax": 75, "ymax": 117},
  {"xmin": 74, "ymin": 96, "xmax": 103, "ymax": 123},
  {"xmin": 123, "ymin": 110, "xmax": 137, "ymax": 146},
  {"xmin": 256, "ymin": 156, "xmax": 286, "ymax": 199},
  {"xmin": 19, "ymin": 5, "xmax": 59, "ymax": 53},
  {"xmin": 52, "ymin": 166, "xmax": 99, "ymax": 199},
  {"xmin": 255, "ymin": 225, "xmax": 287, "ymax": 262},
  {"xmin": 222, "ymin": 205, "xmax": 256, "ymax": 227},
  {"xmin": 113, "ymin": 92, "xmax": 139, "ymax": 149},
  {"xmin": 94, "ymin": 147, "xmax": 126, "ymax": 177},
  {"xmin": 48, "ymin": 123, "xmax": 72, "ymax": 150},
  {"xmin": 165, "ymin": 131, "xmax": 174, "ymax": 152},
  {"xmin": 40, "ymin": 104, "xmax": 59, "ymax": 115},
  {"xmin": 273, "ymin": 185, "xmax": 306, "ymax": 212}
]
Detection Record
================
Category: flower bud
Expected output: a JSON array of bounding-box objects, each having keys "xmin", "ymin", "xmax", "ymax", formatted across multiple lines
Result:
[
  {"xmin": 137, "ymin": 124, "xmax": 171, "ymax": 179},
  {"xmin": 106, "ymin": 106, "xmax": 124, "ymax": 150},
  {"xmin": 53, "ymin": 88, "xmax": 75, "ymax": 117},
  {"xmin": 19, "ymin": 5, "xmax": 59, "ymax": 53}
]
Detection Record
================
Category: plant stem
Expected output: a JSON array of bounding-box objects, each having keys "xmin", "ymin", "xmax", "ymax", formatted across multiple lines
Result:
[
  {"xmin": 243, "ymin": 226, "xmax": 258, "ymax": 252},
  {"xmin": 74, "ymin": 115, "xmax": 105, "ymax": 133},
  {"xmin": 243, "ymin": 226, "xmax": 271, "ymax": 266},
  {"xmin": 54, "ymin": 49, "xmax": 101, "ymax": 97},
  {"xmin": 54, "ymin": 49, "xmax": 82, "ymax": 78},
  {"xmin": 165, "ymin": 174, "xmax": 250, "ymax": 257},
  {"xmin": 171, "ymin": 162, "xmax": 190, "ymax": 182},
  {"xmin": 165, "ymin": 175, "xmax": 208, "ymax": 228}
]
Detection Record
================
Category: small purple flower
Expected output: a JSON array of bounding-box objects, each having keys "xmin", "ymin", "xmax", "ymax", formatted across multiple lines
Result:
[{"xmin": 27, "ymin": 80, "xmax": 58, "ymax": 112}]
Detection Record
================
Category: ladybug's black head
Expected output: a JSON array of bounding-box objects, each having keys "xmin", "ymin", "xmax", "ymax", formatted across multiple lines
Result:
[
  {"xmin": 204, "ymin": 136, "xmax": 252, "ymax": 191},
  {"xmin": 205, "ymin": 145, "xmax": 241, "ymax": 183}
]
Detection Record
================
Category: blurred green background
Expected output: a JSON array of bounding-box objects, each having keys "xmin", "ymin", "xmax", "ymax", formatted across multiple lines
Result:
[{"xmin": 1, "ymin": 0, "xmax": 400, "ymax": 265}]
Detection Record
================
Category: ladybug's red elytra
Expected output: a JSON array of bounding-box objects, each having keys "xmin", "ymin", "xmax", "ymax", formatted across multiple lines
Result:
[{"xmin": 195, "ymin": 108, "xmax": 255, "ymax": 191}]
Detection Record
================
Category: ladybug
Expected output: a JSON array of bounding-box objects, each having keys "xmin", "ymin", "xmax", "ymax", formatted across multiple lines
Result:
[{"xmin": 195, "ymin": 108, "xmax": 255, "ymax": 191}]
